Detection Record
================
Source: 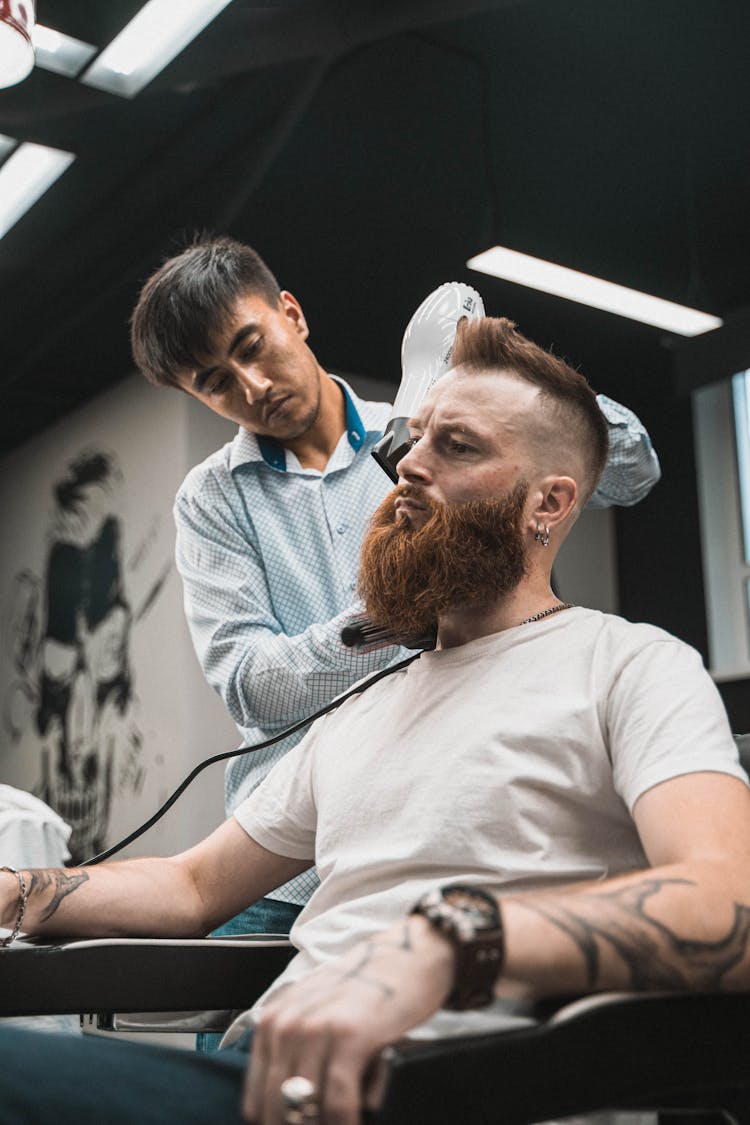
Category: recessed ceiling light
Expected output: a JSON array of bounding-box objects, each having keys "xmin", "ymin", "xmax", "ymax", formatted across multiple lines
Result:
[
  {"xmin": 0, "ymin": 142, "xmax": 75, "ymax": 241},
  {"xmin": 32, "ymin": 24, "xmax": 98, "ymax": 79},
  {"xmin": 80, "ymin": 0, "xmax": 234, "ymax": 98},
  {"xmin": 467, "ymin": 246, "xmax": 723, "ymax": 337}
]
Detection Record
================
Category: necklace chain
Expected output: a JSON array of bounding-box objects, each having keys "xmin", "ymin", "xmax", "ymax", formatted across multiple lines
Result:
[{"xmin": 519, "ymin": 602, "xmax": 575, "ymax": 626}]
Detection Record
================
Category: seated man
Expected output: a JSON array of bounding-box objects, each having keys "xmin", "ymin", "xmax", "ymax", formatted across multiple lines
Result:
[{"xmin": 1, "ymin": 317, "xmax": 748, "ymax": 1125}]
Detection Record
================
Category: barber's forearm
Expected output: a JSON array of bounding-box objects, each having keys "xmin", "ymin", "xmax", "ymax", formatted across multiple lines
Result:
[
  {"xmin": 1, "ymin": 856, "xmax": 208, "ymax": 940},
  {"xmin": 499, "ymin": 860, "xmax": 750, "ymax": 997},
  {"xmin": 218, "ymin": 611, "xmax": 402, "ymax": 730}
]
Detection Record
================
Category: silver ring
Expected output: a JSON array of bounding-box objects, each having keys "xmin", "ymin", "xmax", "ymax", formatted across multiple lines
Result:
[{"xmin": 280, "ymin": 1076, "xmax": 320, "ymax": 1124}]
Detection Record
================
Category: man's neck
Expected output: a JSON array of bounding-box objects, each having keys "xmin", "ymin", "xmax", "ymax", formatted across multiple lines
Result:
[
  {"xmin": 435, "ymin": 576, "xmax": 565, "ymax": 649},
  {"xmin": 283, "ymin": 373, "xmax": 347, "ymax": 471}
]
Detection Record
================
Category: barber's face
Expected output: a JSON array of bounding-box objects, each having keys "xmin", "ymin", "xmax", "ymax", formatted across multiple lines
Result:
[
  {"xmin": 394, "ymin": 370, "xmax": 538, "ymax": 528},
  {"xmin": 174, "ymin": 291, "xmax": 324, "ymax": 442}
]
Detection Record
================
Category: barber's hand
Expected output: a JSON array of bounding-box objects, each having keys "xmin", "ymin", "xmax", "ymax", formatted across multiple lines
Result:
[{"xmin": 243, "ymin": 915, "xmax": 453, "ymax": 1125}]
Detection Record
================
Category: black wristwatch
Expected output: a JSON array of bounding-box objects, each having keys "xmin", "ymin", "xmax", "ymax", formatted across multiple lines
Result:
[{"xmin": 411, "ymin": 884, "xmax": 504, "ymax": 1010}]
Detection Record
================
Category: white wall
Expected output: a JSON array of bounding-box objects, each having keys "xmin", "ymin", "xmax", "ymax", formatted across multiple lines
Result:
[
  {"xmin": 0, "ymin": 375, "xmax": 238, "ymax": 865},
  {"xmin": 553, "ymin": 506, "xmax": 619, "ymax": 614},
  {"xmin": 692, "ymin": 377, "xmax": 750, "ymax": 680}
]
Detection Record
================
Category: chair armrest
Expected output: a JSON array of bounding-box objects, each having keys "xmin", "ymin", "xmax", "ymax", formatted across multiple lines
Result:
[
  {"xmin": 367, "ymin": 991, "xmax": 750, "ymax": 1125},
  {"xmin": 0, "ymin": 934, "xmax": 295, "ymax": 1017}
]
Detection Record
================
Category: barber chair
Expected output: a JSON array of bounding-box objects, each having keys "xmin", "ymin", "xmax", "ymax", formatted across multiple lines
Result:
[{"xmin": 1, "ymin": 736, "xmax": 748, "ymax": 1125}]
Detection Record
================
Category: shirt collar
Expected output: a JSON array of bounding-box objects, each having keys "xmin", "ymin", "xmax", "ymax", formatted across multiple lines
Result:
[{"xmin": 228, "ymin": 376, "xmax": 379, "ymax": 474}]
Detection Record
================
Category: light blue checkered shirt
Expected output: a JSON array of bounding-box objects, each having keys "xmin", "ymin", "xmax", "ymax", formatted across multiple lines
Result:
[{"xmin": 174, "ymin": 380, "xmax": 659, "ymax": 903}]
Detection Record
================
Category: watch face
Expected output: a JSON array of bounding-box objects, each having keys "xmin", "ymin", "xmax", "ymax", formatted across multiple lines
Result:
[{"xmin": 441, "ymin": 886, "xmax": 498, "ymax": 930}]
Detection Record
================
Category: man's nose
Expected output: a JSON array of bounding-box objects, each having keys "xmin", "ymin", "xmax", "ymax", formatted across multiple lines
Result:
[
  {"xmin": 396, "ymin": 440, "xmax": 431, "ymax": 483},
  {"xmin": 234, "ymin": 363, "xmax": 272, "ymax": 404}
]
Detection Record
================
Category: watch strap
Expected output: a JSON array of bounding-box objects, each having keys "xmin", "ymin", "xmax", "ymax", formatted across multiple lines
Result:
[{"xmin": 411, "ymin": 885, "xmax": 504, "ymax": 1010}]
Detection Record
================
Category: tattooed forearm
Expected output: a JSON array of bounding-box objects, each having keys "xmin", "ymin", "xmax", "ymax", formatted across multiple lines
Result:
[
  {"xmin": 517, "ymin": 878, "xmax": 750, "ymax": 992},
  {"xmin": 27, "ymin": 869, "xmax": 90, "ymax": 923},
  {"xmin": 339, "ymin": 941, "xmax": 396, "ymax": 998},
  {"xmin": 329, "ymin": 924, "xmax": 415, "ymax": 1000}
]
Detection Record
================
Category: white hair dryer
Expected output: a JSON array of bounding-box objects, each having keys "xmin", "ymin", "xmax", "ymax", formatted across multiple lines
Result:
[{"xmin": 371, "ymin": 282, "xmax": 485, "ymax": 481}]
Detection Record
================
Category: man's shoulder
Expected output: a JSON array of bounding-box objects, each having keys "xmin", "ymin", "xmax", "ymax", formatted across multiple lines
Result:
[
  {"xmin": 176, "ymin": 430, "xmax": 251, "ymax": 504},
  {"xmin": 574, "ymin": 608, "xmax": 704, "ymax": 677},
  {"xmin": 576, "ymin": 606, "xmax": 692, "ymax": 648}
]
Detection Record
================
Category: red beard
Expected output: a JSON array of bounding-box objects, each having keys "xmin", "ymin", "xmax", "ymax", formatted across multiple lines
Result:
[{"xmin": 358, "ymin": 481, "xmax": 529, "ymax": 637}]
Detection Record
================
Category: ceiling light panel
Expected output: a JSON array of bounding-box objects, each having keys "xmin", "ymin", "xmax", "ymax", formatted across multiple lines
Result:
[
  {"xmin": 80, "ymin": 0, "xmax": 234, "ymax": 98},
  {"xmin": 467, "ymin": 246, "xmax": 723, "ymax": 337},
  {"xmin": 32, "ymin": 24, "xmax": 98, "ymax": 78},
  {"xmin": 0, "ymin": 142, "xmax": 75, "ymax": 241}
]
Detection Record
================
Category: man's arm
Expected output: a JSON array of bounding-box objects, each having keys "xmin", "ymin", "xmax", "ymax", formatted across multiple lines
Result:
[
  {"xmin": 242, "ymin": 770, "xmax": 750, "ymax": 1125},
  {"xmin": 502, "ymin": 770, "xmax": 750, "ymax": 993},
  {"xmin": 588, "ymin": 394, "xmax": 661, "ymax": 507},
  {"xmin": 0, "ymin": 819, "xmax": 308, "ymax": 939},
  {"xmin": 174, "ymin": 486, "xmax": 402, "ymax": 735}
]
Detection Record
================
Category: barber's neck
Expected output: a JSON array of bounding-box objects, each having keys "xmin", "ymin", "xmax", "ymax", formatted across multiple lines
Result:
[
  {"xmin": 281, "ymin": 372, "xmax": 347, "ymax": 471},
  {"xmin": 435, "ymin": 573, "xmax": 563, "ymax": 650}
]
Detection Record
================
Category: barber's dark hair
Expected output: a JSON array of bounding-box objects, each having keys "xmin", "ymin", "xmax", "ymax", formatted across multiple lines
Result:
[
  {"xmin": 451, "ymin": 316, "xmax": 609, "ymax": 503},
  {"xmin": 130, "ymin": 236, "xmax": 281, "ymax": 387}
]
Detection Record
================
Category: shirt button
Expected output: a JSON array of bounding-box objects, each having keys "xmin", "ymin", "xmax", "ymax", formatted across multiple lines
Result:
[{"xmin": 337, "ymin": 524, "xmax": 347, "ymax": 534}]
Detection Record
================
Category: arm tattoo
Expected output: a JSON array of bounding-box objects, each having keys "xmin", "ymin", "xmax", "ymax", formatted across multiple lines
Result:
[
  {"xmin": 339, "ymin": 941, "xmax": 396, "ymax": 999},
  {"xmin": 518, "ymin": 878, "xmax": 750, "ymax": 991},
  {"xmin": 330, "ymin": 924, "xmax": 415, "ymax": 1000},
  {"xmin": 28, "ymin": 869, "xmax": 90, "ymax": 922}
]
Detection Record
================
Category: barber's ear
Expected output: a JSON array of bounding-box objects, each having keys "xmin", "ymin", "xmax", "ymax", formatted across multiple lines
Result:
[
  {"xmin": 531, "ymin": 476, "xmax": 578, "ymax": 529},
  {"xmin": 279, "ymin": 290, "xmax": 310, "ymax": 340}
]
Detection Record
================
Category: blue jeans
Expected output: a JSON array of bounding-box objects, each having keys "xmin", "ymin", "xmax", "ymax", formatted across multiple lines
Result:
[
  {"xmin": 196, "ymin": 897, "xmax": 303, "ymax": 1053},
  {"xmin": 0, "ymin": 1025, "xmax": 252, "ymax": 1124}
]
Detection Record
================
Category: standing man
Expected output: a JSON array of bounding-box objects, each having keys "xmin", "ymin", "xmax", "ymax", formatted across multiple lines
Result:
[{"xmin": 130, "ymin": 236, "xmax": 661, "ymax": 945}]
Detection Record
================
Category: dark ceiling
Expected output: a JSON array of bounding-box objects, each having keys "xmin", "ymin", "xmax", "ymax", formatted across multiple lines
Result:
[{"xmin": 1, "ymin": 0, "xmax": 749, "ymax": 455}]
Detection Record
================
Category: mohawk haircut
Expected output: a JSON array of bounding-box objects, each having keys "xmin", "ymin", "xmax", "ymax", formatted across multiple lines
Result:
[{"xmin": 451, "ymin": 316, "xmax": 609, "ymax": 503}]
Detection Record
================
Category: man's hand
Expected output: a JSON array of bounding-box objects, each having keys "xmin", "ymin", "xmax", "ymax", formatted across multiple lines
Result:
[{"xmin": 243, "ymin": 915, "xmax": 453, "ymax": 1125}]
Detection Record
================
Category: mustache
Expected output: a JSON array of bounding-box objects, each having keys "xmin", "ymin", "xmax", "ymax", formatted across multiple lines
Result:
[{"xmin": 393, "ymin": 482, "xmax": 431, "ymax": 504}]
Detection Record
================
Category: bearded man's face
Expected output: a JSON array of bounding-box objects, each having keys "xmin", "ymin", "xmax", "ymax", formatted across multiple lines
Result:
[{"xmin": 358, "ymin": 480, "xmax": 529, "ymax": 637}]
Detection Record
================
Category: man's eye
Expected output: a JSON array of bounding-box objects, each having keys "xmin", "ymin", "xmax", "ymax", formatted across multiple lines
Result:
[
  {"xmin": 450, "ymin": 440, "xmax": 473, "ymax": 455},
  {"xmin": 240, "ymin": 339, "xmax": 261, "ymax": 362},
  {"xmin": 407, "ymin": 435, "xmax": 421, "ymax": 448},
  {"xmin": 207, "ymin": 374, "xmax": 229, "ymax": 396}
]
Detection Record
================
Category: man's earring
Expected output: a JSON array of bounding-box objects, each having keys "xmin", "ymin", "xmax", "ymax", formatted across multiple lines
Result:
[{"xmin": 534, "ymin": 523, "xmax": 550, "ymax": 548}]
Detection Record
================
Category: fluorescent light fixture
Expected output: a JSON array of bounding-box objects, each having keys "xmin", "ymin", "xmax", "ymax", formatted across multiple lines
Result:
[
  {"xmin": 467, "ymin": 246, "xmax": 723, "ymax": 337},
  {"xmin": 81, "ymin": 0, "xmax": 234, "ymax": 98},
  {"xmin": 0, "ymin": 133, "xmax": 18, "ymax": 162},
  {"xmin": 32, "ymin": 23, "xmax": 97, "ymax": 78},
  {"xmin": 0, "ymin": 1, "xmax": 35, "ymax": 89},
  {"xmin": 0, "ymin": 142, "xmax": 75, "ymax": 241}
]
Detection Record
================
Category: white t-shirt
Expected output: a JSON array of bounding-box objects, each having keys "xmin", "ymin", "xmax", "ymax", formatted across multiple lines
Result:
[{"xmin": 233, "ymin": 607, "xmax": 745, "ymax": 1014}]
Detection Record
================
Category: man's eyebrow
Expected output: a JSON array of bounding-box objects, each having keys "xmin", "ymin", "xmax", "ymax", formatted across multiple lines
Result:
[
  {"xmin": 411, "ymin": 416, "xmax": 485, "ymax": 442},
  {"xmin": 228, "ymin": 323, "xmax": 259, "ymax": 356}
]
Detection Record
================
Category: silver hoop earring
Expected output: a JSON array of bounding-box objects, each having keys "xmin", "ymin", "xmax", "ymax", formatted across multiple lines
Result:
[{"xmin": 534, "ymin": 523, "xmax": 550, "ymax": 548}]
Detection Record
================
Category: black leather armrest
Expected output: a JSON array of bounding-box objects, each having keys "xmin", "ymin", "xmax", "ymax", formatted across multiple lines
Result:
[
  {"xmin": 367, "ymin": 991, "xmax": 750, "ymax": 1125},
  {"xmin": 0, "ymin": 934, "xmax": 294, "ymax": 1017}
]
